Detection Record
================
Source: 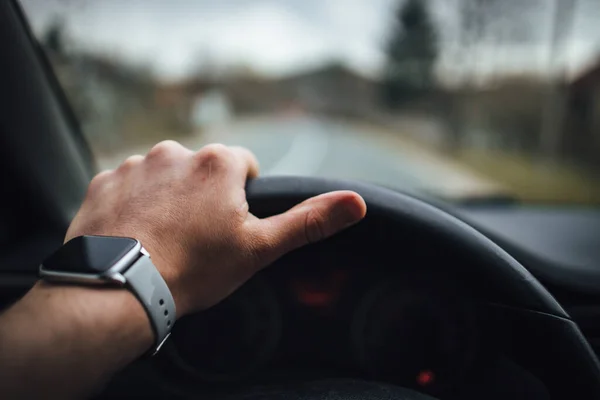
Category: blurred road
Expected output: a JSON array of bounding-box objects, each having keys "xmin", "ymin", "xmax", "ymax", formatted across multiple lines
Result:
[{"xmin": 98, "ymin": 115, "xmax": 506, "ymax": 200}]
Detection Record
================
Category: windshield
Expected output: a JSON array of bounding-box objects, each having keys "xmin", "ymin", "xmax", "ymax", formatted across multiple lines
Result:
[{"xmin": 20, "ymin": 0, "xmax": 600, "ymax": 204}]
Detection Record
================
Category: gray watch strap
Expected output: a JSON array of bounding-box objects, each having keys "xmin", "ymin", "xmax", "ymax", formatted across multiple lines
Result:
[{"xmin": 123, "ymin": 255, "xmax": 176, "ymax": 354}]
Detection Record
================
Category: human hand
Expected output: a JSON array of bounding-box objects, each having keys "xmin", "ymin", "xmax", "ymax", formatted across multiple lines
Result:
[{"xmin": 65, "ymin": 141, "xmax": 366, "ymax": 317}]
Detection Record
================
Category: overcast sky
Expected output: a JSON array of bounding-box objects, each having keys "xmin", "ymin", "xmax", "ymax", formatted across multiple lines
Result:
[{"xmin": 19, "ymin": 0, "xmax": 600, "ymax": 83}]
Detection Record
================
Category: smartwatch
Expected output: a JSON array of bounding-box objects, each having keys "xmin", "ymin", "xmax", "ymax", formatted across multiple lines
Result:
[{"xmin": 39, "ymin": 235, "xmax": 176, "ymax": 355}]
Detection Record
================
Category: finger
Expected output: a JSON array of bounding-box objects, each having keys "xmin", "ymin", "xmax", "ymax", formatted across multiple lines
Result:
[
  {"xmin": 86, "ymin": 169, "xmax": 114, "ymax": 198},
  {"xmin": 193, "ymin": 144, "xmax": 259, "ymax": 185},
  {"xmin": 117, "ymin": 155, "xmax": 144, "ymax": 173},
  {"xmin": 230, "ymin": 146, "xmax": 260, "ymax": 181},
  {"xmin": 147, "ymin": 140, "xmax": 193, "ymax": 161},
  {"xmin": 248, "ymin": 191, "xmax": 366, "ymax": 267}
]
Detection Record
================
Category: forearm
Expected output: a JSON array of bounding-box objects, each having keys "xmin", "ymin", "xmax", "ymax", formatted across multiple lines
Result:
[
  {"xmin": 0, "ymin": 141, "xmax": 365, "ymax": 399},
  {"xmin": 0, "ymin": 282, "xmax": 153, "ymax": 399}
]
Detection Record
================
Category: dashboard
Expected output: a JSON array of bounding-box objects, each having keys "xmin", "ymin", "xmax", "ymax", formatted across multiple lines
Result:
[
  {"xmin": 162, "ymin": 260, "xmax": 479, "ymax": 397},
  {"xmin": 132, "ymin": 216, "xmax": 552, "ymax": 400},
  {"xmin": 456, "ymin": 205, "xmax": 600, "ymax": 296}
]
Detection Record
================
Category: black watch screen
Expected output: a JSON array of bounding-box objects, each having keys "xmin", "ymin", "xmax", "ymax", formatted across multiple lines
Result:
[{"xmin": 42, "ymin": 235, "xmax": 138, "ymax": 274}]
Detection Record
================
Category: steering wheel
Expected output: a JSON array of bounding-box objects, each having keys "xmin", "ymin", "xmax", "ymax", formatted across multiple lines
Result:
[{"xmin": 240, "ymin": 176, "xmax": 600, "ymax": 399}]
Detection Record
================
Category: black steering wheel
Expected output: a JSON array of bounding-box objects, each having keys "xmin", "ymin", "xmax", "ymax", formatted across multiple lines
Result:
[{"xmin": 240, "ymin": 176, "xmax": 600, "ymax": 399}]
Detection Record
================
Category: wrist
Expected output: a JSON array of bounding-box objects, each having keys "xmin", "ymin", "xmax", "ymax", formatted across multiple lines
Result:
[
  {"xmin": 40, "ymin": 235, "xmax": 177, "ymax": 354},
  {"xmin": 31, "ymin": 281, "xmax": 154, "ymax": 361},
  {"xmin": 135, "ymin": 239, "xmax": 188, "ymax": 317}
]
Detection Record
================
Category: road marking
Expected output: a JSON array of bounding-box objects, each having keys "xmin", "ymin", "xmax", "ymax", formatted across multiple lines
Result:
[{"xmin": 267, "ymin": 128, "xmax": 329, "ymax": 176}]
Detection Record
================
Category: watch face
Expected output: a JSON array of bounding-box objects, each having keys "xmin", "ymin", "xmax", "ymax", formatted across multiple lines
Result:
[{"xmin": 42, "ymin": 235, "xmax": 138, "ymax": 274}]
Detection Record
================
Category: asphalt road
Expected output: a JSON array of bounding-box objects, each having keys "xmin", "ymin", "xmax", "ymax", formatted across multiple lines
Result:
[{"xmin": 98, "ymin": 115, "xmax": 505, "ymax": 200}]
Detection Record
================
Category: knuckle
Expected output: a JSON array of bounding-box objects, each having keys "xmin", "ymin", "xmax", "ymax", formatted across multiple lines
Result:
[
  {"xmin": 118, "ymin": 155, "xmax": 143, "ymax": 171},
  {"xmin": 232, "ymin": 200, "xmax": 249, "ymax": 222},
  {"xmin": 198, "ymin": 143, "xmax": 231, "ymax": 160},
  {"xmin": 87, "ymin": 170, "xmax": 112, "ymax": 196},
  {"xmin": 304, "ymin": 208, "xmax": 326, "ymax": 243},
  {"xmin": 195, "ymin": 143, "xmax": 232, "ymax": 167},
  {"xmin": 147, "ymin": 140, "xmax": 182, "ymax": 159}
]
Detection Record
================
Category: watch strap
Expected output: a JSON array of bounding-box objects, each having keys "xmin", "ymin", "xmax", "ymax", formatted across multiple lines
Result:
[{"xmin": 123, "ymin": 255, "xmax": 176, "ymax": 354}]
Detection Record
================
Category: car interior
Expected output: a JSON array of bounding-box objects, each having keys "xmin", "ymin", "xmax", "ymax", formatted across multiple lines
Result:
[{"xmin": 2, "ymin": 1, "xmax": 600, "ymax": 399}]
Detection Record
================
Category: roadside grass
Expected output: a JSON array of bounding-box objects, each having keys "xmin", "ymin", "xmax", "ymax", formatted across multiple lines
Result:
[
  {"xmin": 456, "ymin": 149, "xmax": 600, "ymax": 205},
  {"xmin": 352, "ymin": 118, "xmax": 600, "ymax": 205}
]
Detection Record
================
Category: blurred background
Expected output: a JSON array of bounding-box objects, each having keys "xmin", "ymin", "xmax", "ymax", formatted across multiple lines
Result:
[{"xmin": 19, "ymin": 0, "xmax": 600, "ymax": 204}]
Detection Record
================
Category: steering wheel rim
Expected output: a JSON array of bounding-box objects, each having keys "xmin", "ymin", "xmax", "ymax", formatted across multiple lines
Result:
[
  {"xmin": 244, "ymin": 176, "xmax": 600, "ymax": 397},
  {"xmin": 247, "ymin": 176, "xmax": 566, "ymax": 317},
  {"xmin": 155, "ymin": 177, "xmax": 600, "ymax": 399}
]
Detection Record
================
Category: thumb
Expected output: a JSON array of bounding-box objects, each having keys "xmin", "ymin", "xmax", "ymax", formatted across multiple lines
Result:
[{"xmin": 249, "ymin": 191, "xmax": 367, "ymax": 267}]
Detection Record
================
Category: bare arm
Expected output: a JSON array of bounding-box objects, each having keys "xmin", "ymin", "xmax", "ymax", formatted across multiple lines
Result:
[
  {"xmin": 0, "ymin": 283, "xmax": 153, "ymax": 399},
  {"xmin": 0, "ymin": 141, "xmax": 366, "ymax": 399}
]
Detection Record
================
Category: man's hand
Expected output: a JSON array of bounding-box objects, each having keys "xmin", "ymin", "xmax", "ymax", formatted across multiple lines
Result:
[
  {"xmin": 0, "ymin": 141, "xmax": 365, "ymax": 400},
  {"xmin": 66, "ymin": 141, "xmax": 366, "ymax": 317}
]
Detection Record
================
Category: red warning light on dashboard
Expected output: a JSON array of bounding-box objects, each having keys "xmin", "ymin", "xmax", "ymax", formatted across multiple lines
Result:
[
  {"xmin": 296, "ymin": 290, "xmax": 335, "ymax": 307},
  {"xmin": 416, "ymin": 370, "xmax": 435, "ymax": 387},
  {"xmin": 292, "ymin": 270, "xmax": 347, "ymax": 308}
]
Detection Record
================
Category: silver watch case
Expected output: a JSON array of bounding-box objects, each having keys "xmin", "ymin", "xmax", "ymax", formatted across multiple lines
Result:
[
  {"xmin": 39, "ymin": 240, "xmax": 144, "ymax": 285},
  {"xmin": 39, "ymin": 240, "xmax": 174, "ymax": 355}
]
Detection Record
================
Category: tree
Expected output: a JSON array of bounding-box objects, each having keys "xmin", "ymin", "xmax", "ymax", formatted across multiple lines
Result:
[
  {"xmin": 42, "ymin": 18, "xmax": 67, "ymax": 57},
  {"xmin": 382, "ymin": 0, "xmax": 438, "ymax": 107}
]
